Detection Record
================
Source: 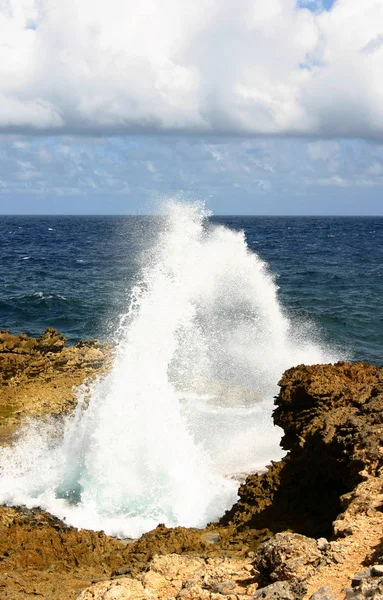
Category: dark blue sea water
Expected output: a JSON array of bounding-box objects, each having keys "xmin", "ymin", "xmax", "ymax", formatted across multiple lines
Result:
[{"xmin": 0, "ymin": 215, "xmax": 382, "ymax": 365}]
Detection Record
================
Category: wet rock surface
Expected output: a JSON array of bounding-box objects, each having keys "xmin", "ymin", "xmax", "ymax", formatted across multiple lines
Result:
[
  {"xmin": 1, "ymin": 348, "xmax": 383, "ymax": 599},
  {"xmin": 0, "ymin": 328, "xmax": 113, "ymax": 444}
]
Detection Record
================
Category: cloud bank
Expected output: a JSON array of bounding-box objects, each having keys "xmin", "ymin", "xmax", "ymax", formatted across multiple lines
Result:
[{"xmin": 1, "ymin": 0, "xmax": 383, "ymax": 137}]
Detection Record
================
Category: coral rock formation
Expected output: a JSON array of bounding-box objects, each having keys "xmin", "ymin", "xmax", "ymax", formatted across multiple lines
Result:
[
  {"xmin": 2, "ymin": 346, "xmax": 383, "ymax": 600},
  {"xmin": 0, "ymin": 328, "xmax": 113, "ymax": 444}
]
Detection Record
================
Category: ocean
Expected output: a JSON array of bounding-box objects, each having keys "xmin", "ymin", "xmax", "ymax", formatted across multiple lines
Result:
[
  {"xmin": 0, "ymin": 211, "xmax": 382, "ymax": 364},
  {"xmin": 0, "ymin": 202, "xmax": 382, "ymax": 537}
]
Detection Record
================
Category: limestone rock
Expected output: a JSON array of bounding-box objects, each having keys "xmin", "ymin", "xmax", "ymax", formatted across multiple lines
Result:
[
  {"xmin": 222, "ymin": 362, "xmax": 383, "ymax": 539},
  {"xmin": 346, "ymin": 575, "xmax": 383, "ymax": 599},
  {"xmin": 37, "ymin": 328, "xmax": 67, "ymax": 353},
  {"xmin": 77, "ymin": 553, "xmax": 256, "ymax": 600},
  {"xmin": 3, "ymin": 356, "xmax": 383, "ymax": 600},
  {"xmin": 76, "ymin": 578, "xmax": 148, "ymax": 600},
  {"xmin": 0, "ymin": 505, "xmax": 127, "ymax": 600},
  {"xmin": 253, "ymin": 532, "xmax": 321, "ymax": 594},
  {"xmin": 251, "ymin": 581, "xmax": 295, "ymax": 599},
  {"xmin": 0, "ymin": 329, "xmax": 113, "ymax": 444}
]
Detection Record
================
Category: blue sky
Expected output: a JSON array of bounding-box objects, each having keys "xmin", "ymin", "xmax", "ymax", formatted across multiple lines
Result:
[
  {"xmin": 1, "ymin": 136, "xmax": 382, "ymax": 215},
  {"xmin": 298, "ymin": 0, "xmax": 335, "ymax": 10},
  {"xmin": 0, "ymin": 0, "xmax": 382, "ymax": 215}
]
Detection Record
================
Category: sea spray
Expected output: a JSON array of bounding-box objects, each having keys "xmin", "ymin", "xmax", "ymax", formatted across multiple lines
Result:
[{"xmin": 0, "ymin": 201, "xmax": 339, "ymax": 537}]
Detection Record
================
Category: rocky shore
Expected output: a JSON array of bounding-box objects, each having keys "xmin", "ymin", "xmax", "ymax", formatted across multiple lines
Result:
[
  {"xmin": 1, "ymin": 330, "xmax": 383, "ymax": 599},
  {"xmin": 0, "ymin": 328, "xmax": 113, "ymax": 445}
]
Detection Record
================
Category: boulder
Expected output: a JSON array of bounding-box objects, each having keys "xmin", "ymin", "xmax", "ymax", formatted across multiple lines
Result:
[{"xmin": 251, "ymin": 581, "xmax": 295, "ymax": 599}]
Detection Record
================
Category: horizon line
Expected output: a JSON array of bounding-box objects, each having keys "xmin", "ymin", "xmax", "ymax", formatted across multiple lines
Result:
[{"xmin": 0, "ymin": 214, "xmax": 382, "ymax": 218}]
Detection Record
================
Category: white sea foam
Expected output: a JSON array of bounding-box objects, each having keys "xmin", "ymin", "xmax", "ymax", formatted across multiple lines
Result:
[
  {"xmin": 31, "ymin": 291, "xmax": 67, "ymax": 301},
  {"xmin": 0, "ymin": 201, "xmax": 340, "ymax": 537}
]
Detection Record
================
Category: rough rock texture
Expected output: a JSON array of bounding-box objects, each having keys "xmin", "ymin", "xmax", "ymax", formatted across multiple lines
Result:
[
  {"xmin": 2, "ymin": 354, "xmax": 383, "ymax": 599},
  {"xmin": 1, "ymin": 508, "xmax": 259, "ymax": 600},
  {"xmin": 253, "ymin": 532, "xmax": 322, "ymax": 594},
  {"xmin": 0, "ymin": 505, "xmax": 127, "ymax": 600},
  {"xmin": 77, "ymin": 553, "xmax": 257, "ymax": 600},
  {"xmin": 345, "ymin": 566, "xmax": 383, "ymax": 599},
  {"xmin": 0, "ymin": 328, "xmax": 113, "ymax": 444},
  {"xmin": 252, "ymin": 581, "xmax": 295, "ymax": 599},
  {"xmin": 222, "ymin": 362, "xmax": 383, "ymax": 538},
  {"xmin": 220, "ymin": 362, "xmax": 383, "ymax": 599}
]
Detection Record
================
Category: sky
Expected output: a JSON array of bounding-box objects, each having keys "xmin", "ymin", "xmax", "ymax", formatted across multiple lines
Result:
[{"xmin": 0, "ymin": 0, "xmax": 383, "ymax": 215}]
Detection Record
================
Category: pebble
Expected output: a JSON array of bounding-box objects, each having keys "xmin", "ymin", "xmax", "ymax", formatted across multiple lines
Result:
[
  {"xmin": 309, "ymin": 586, "xmax": 337, "ymax": 600},
  {"xmin": 371, "ymin": 565, "xmax": 383, "ymax": 577},
  {"xmin": 332, "ymin": 553, "xmax": 344, "ymax": 564},
  {"xmin": 317, "ymin": 538, "xmax": 329, "ymax": 551},
  {"xmin": 351, "ymin": 569, "xmax": 372, "ymax": 587}
]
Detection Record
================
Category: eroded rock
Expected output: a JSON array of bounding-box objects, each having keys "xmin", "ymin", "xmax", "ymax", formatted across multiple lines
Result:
[
  {"xmin": 2, "ymin": 356, "xmax": 383, "ymax": 600},
  {"xmin": 253, "ymin": 532, "xmax": 321, "ymax": 596},
  {"xmin": 0, "ymin": 329, "xmax": 113, "ymax": 444},
  {"xmin": 252, "ymin": 581, "xmax": 295, "ymax": 599},
  {"xmin": 0, "ymin": 505, "xmax": 127, "ymax": 600},
  {"xmin": 222, "ymin": 362, "xmax": 383, "ymax": 539},
  {"xmin": 77, "ymin": 553, "xmax": 257, "ymax": 600},
  {"xmin": 346, "ymin": 571, "xmax": 383, "ymax": 599}
]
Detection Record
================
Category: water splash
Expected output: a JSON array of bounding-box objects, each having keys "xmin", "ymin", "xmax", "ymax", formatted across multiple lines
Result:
[{"xmin": 0, "ymin": 201, "xmax": 340, "ymax": 537}]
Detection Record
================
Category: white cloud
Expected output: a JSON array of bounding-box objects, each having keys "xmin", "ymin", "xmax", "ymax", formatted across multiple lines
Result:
[
  {"xmin": 1, "ymin": 135, "xmax": 383, "ymax": 214},
  {"xmin": 305, "ymin": 174, "xmax": 379, "ymax": 187},
  {"xmin": 307, "ymin": 140, "xmax": 339, "ymax": 160},
  {"xmin": 1, "ymin": 0, "xmax": 383, "ymax": 137},
  {"xmin": 367, "ymin": 161, "xmax": 383, "ymax": 176}
]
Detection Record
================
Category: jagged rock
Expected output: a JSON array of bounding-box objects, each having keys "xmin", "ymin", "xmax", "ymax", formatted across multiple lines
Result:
[
  {"xmin": 346, "ymin": 575, "xmax": 383, "ymax": 599},
  {"xmin": 76, "ymin": 578, "xmax": 148, "ymax": 600},
  {"xmin": 0, "ymin": 505, "xmax": 127, "ymax": 600},
  {"xmin": 0, "ymin": 329, "xmax": 112, "ymax": 386},
  {"xmin": 2, "ymin": 356, "xmax": 383, "ymax": 600},
  {"xmin": 253, "ymin": 532, "xmax": 321, "ymax": 594},
  {"xmin": 77, "ymin": 554, "xmax": 256, "ymax": 600},
  {"xmin": 0, "ymin": 329, "xmax": 113, "ymax": 445},
  {"xmin": 222, "ymin": 362, "xmax": 383, "ymax": 538},
  {"xmin": 37, "ymin": 328, "xmax": 67, "ymax": 353},
  {"xmin": 251, "ymin": 581, "xmax": 295, "ymax": 599},
  {"xmin": 351, "ymin": 569, "xmax": 372, "ymax": 587}
]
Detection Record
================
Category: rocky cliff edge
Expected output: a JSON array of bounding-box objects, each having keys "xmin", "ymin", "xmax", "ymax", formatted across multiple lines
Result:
[{"xmin": 1, "ymin": 331, "xmax": 383, "ymax": 600}]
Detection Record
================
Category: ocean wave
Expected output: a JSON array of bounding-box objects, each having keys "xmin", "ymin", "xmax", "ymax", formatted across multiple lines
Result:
[{"xmin": 4, "ymin": 291, "xmax": 71, "ymax": 308}]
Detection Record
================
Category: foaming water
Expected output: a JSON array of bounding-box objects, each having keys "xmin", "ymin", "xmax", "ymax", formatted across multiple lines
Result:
[{"xmin": 0, "ymin": 201, "xmax": 340, "ymax": 537}]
